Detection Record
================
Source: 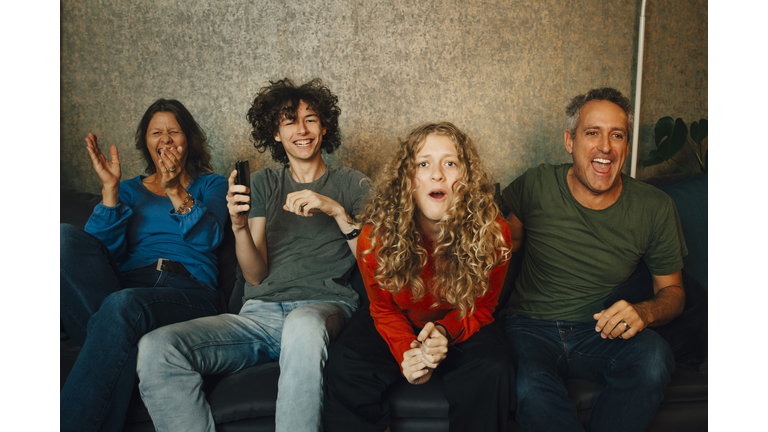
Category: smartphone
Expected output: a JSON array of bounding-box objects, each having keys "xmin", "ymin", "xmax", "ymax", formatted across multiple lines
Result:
[{"xmin": 234, "ymin": 160, "xmax": 250, "ymax": 215}]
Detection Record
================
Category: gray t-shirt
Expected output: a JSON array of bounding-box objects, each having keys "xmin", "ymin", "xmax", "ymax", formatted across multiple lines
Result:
[{"xmin": 243, "ymin": 165, "xmax": 370, "ymax": 307}]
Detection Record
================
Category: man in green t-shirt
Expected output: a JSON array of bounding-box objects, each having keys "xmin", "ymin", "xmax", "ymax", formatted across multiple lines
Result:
[{"xmin": 501, "ymin": 88, "xmax": 687, "ymax": 432}]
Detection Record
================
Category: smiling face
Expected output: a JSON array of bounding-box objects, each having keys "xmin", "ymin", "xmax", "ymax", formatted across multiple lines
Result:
[
  {"xmin": 146, "ymin": 111, "xmax": 187, "ymax": 171},
  {"xmin": 564, "ymin": 99, "xmax": 629, "ymax": 208},
  {"xmin": 273, "ymin": 100, "xmax": 327, "ymax": 166},
  {"xmin": 412, "ymin": 133, "xmax": 461, "ymax": 236}
]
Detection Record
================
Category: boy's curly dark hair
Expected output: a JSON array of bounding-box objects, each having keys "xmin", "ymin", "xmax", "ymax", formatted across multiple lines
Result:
[{"xmin": 246, "ymin": 78, "xmax": 342, "ymax": 165}]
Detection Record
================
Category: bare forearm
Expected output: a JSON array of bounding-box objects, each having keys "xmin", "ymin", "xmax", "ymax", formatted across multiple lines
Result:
[
  {"xmin": 233, "ymin": 225, "xmax": 269, "ymax": 285},
  {"xmin": 635, "ymin": 285, "xmax": 685, "ymax": 327},
  {"xmin": 333, "ymin": 208, "xmax": 358, "ymax": 255},
  {"xmin": 166, "ymin": 184, "xmax": 191, "ymax": 211},
  {"xmin": 101, "ymin": 186, "xmax": 119, "ymax": 207}
]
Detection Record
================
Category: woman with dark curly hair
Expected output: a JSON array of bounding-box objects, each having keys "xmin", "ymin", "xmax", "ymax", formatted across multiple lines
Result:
[
  {"xmin": 60, "ymin": 99, "xmax": 228, "ymax": 432},
  {"xmin": 323, "ymin": 122, "xmax": 515, "ymax": 432}
]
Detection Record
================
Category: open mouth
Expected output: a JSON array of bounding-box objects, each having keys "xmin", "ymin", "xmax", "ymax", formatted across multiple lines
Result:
[
  {"xmin": 591, "ymin": 158, "xmax": 612, "ymax": 174},
  {"xmin": 294, "ymin": 139, "xmax": 312, "ymax": 147},
  {"xmin": 429, "ymin": 191, "xmax": 446, "ymax": 200}
]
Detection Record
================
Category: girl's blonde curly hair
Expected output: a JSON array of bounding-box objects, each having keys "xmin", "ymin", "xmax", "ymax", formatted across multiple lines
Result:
[{"xmin": 358, "ymin": 122, "xmax": 510, "ymax": 318}]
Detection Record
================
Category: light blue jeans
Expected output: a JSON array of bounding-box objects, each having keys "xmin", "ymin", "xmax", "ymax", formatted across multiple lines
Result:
[{"xmin": 136, "ymin": 299, "xmax": 355, "ymax": 432}]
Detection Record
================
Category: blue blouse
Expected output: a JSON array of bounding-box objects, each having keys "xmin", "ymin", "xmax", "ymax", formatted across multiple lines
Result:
[{"xmin": 84, "ymin": 173, "xmax": 228, "ymax": 289}]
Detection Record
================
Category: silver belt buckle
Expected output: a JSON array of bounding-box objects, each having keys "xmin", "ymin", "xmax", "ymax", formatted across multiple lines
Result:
[{"xmin": 156, "ymin": 258, "xmax": 167, "ymax": 271}]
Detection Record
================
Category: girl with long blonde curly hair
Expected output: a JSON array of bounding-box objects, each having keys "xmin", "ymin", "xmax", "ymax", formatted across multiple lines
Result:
[{"xmin": 323, "ymin": 122, "xmax": 515, "ymax": 432}]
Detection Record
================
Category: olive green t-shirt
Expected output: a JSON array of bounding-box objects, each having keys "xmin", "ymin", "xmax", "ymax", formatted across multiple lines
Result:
[{"xmin": 499, "ymin": 163, "xmax": 687, "ymax": 322}]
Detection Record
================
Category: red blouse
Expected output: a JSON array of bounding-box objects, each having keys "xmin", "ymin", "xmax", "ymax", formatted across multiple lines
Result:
[{"xmin": 356, "ymin": 216, "xmax": 511, "ymax": 372}]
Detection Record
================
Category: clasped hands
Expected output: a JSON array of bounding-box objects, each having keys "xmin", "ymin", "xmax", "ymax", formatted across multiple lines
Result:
[{"xmin": 401, "ymin": 322, "xmax": 449, "ymax": 385}]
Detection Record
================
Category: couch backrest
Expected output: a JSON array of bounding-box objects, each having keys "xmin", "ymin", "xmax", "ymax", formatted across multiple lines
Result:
[
  {"xmin": 658, "ymin": 174, "xmax": 708, "ymax": 289},
  {"xmin": 215, "ymin": 217, "xmax": 238, "ymax": 312},
  {"xmin": 61, "ymin": 188, "xmax": 101, "ymax": 230}
]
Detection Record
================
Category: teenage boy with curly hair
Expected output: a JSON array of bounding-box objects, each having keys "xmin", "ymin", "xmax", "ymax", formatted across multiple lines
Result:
[{"xmin": 136, "ymin": 78, "xmax": 370, "ymax": 432}]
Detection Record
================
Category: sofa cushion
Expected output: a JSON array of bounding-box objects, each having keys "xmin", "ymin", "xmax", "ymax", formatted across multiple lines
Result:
[
  {"xmin": 208, "ymin": 362, "xmax": 280, "ymax": 423},
  {"xmin": 388, "ymin": 377, "xmax": 449, "ymax": 419}
]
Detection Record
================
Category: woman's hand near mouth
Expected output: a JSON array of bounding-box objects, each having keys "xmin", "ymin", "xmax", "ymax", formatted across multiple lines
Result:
[
  {"xmin": 157, "ymin": 146, "xmax": 193, "ymax": 213},
  {"xmin": 158, "ymin": 146, "xmax": 185, "ymax": 191}
]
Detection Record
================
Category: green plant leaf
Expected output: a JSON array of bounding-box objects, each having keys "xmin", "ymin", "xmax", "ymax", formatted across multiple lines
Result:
[
  {"xmin": 690, "ymin": 118, "xmax": 708, "ymax": 145},
  {"xmin": 642, "ymin": 149, "xmax": 664, "ymax": 167},
  {"xmin": 654, "ymin": 117, "xmax": 675, "ymax": 148},
  {"xmin": 657, "ymin": 118, "xmax": 688, "ymax": 161}
]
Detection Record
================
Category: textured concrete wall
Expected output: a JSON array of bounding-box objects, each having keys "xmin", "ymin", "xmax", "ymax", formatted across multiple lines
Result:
[{"xmin": 61, "ymin": 0, "xmax": 707, "ymax": 193}]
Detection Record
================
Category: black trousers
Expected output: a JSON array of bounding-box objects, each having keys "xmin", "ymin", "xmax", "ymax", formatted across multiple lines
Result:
[{"xmin": 322, "ymin": 306, "xmax": 514, "ymax": 432}]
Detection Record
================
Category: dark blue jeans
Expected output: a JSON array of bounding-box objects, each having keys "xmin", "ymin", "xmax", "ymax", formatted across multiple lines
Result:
[
  {"xmin": 503, "ymin": 315, "xmax": 674, "ymax": 432},
  {"xmin": 59, "ymin": 224, "xmax": 219, "ymax": 432}
]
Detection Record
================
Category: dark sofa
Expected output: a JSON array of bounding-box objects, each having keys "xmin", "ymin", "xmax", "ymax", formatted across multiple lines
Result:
[{"xmin": 60, "ymin": 173, "xmax": 708, "ymax": 431}]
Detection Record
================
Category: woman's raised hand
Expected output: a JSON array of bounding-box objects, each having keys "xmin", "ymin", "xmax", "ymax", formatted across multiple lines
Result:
[
  {"xmin": 85, "ymin": 133, "xmax": 121, "ymax": 206},
  {"xmin": 85, "ymin": 133, "xmax": 121, "ymax": 190}
]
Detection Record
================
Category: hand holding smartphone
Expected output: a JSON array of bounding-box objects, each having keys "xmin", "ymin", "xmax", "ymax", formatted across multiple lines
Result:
[{"xmin": 234, "ymin": 160, "xmax": 250, "ymax": 215}]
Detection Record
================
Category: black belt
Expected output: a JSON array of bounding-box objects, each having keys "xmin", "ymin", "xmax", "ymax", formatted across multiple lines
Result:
[{"xmin": 150, "ymin": 259, "xmax": 192, "ymax": 278}]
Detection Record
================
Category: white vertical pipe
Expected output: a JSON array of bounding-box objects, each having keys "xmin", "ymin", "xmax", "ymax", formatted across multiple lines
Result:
[{"xmin": 630, "ymin": 0, "xmax": 648, "ymax": 178}]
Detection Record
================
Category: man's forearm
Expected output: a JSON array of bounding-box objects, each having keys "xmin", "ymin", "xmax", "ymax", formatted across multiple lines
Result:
[{"xmin": 635, "ymin": 284, "xmax": 685, "ymax": 327}]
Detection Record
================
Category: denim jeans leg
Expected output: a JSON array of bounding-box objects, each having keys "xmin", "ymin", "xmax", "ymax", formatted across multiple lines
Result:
[
  {"xmin": 60, "ymin": 223, "xmax": 125, "ymax": 346},
  {"xmin": 276, "ymin": 301, "xmax": 355, "ymax": 432},
  {"xmin": 60, "ymin": 224, "xmax": 220, "ymax": 432},
  {"xmin": 137, "ymin": 300, "xmax": 286, "ymax": 432},
  {"xmin": 568, "ymin": 326, "xmax": 675, "ymax": 432},
  {"xmin": 503, "ymin": 316, "xmax": 583, "ymax": 432}
]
